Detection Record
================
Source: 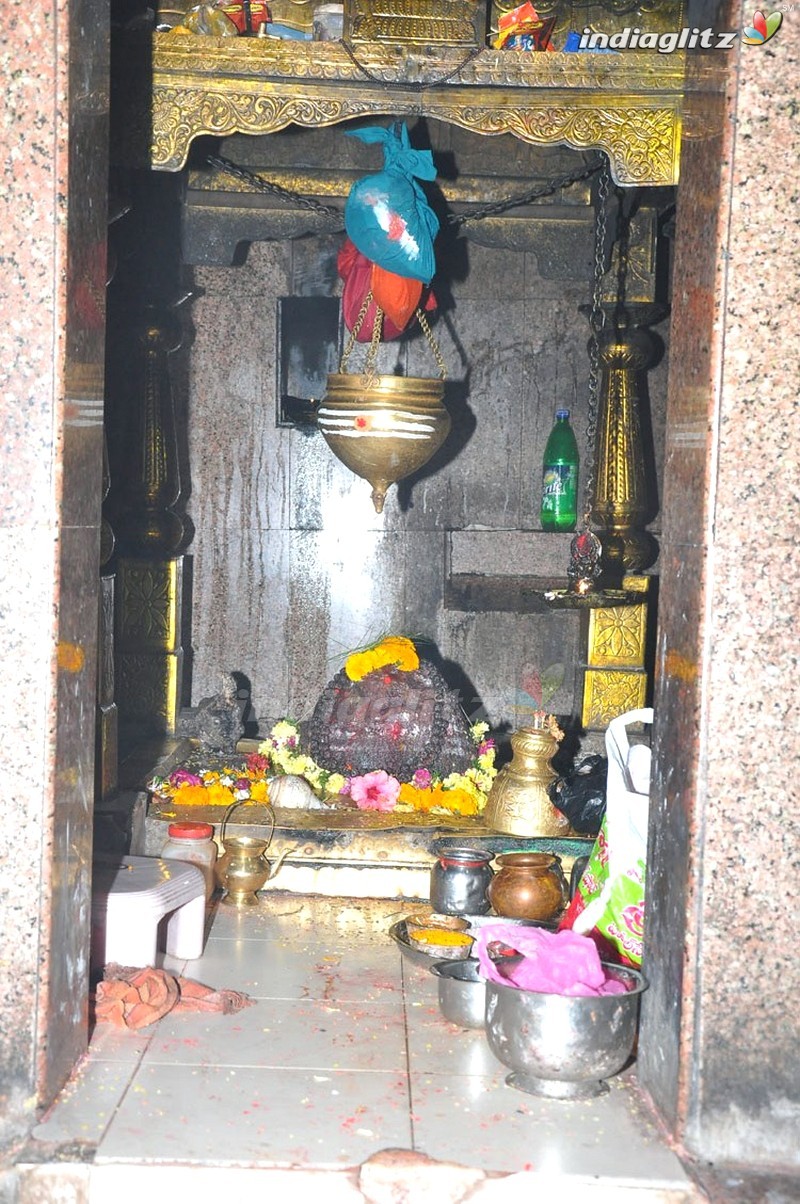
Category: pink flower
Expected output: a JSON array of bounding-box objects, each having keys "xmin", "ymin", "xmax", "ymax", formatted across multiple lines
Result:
[
  {"xmin": 245, "ymin": 752, "xmax": 269, "ymax": 774},
  {"xmin": 621, "ymin": 902, "xmax": 645, "ymax": 939},
  {"xmin": 349, "ymin": 770, "xmax": 401, "ymax": 811},
  {"xmin": 411, "ymin": 767, "xmax": 432, "ymax": 789},
  {"xmin": 169, "ymin": 768, "xmax": 203, "ymax": 787},
  {"xmin": 478, "ymin": 740, "xmax": 495, "ymax": 756}
]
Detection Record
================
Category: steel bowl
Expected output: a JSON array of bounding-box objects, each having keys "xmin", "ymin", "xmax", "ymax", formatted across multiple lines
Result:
[
  {"xmin": 484, "ymin": 963, "xmax": 647, "ymax": 1099},
  {"xmin": 430, "ymin": 957, "xmax": 486, "ymax": 1029}
]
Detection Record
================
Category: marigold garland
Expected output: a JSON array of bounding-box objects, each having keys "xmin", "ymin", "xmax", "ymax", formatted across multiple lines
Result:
[
  {"xmin": 344, "ymin": 635, "xmax": 419, "ymax": 682},
  {"xmin": 149, "ymin": 756, "xmax": 272, "ymax": 809},
  {"xmin": 259, "ymin": 718, "xmax": 496, "ymax": 817}
]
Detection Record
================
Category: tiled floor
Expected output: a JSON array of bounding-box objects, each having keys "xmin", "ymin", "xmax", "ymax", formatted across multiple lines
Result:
[{"xmin": 27, "ymin": 895, "xmax": 700, "ymax": 1200}]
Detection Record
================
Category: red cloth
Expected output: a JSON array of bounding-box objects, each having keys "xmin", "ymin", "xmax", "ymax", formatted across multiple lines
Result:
[
  {"xmin": 94, "ymin": 964, "xmax": 254, "ymax": 1030},
  {"xmin": 337, "ymin": 238, "xmax": 436, "ymax": 341}
]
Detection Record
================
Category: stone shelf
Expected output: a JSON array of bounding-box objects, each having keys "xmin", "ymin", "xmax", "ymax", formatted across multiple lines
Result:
[{"xmin": 143, "ymin": 36, "xmax": 684, "ymax": 185}]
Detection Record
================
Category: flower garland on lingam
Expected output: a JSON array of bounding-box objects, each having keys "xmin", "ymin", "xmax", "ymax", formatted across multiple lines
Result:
[{"xmin": 150, "ymin": 637, "xmax": 497, "ymax": 818}]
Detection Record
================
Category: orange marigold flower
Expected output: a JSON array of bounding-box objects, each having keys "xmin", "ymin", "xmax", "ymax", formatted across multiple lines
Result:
[
  {"xmin": 344, "ymin": 635, "xmax": 419, "ymax": 682},
  {"xmin": 205, "ymin": 782, "xmax": 235, "ymax": 808},
  {"xmin": 172, "ymin": 784, "xmax": 212, "ymax": 807}
]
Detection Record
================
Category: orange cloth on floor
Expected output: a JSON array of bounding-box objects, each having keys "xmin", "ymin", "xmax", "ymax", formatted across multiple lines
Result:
[{"xmin": 94, "ymin": 964, "xmax": 254, "ymax": 1030}]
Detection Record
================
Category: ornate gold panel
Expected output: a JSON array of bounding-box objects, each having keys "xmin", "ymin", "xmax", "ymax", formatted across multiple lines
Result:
[
  {"xmin": 149, "ymin": 39, "xmax": 683, "ymax": 186},
  {"xmin": 345, "ymin": 0, "xmax": 486, "ymax": 45},
  {"xmin": 587, "ymin": 603, "xmax": 647, "ymax": 669},
  {"xmin": 117, "ymin": 558, "xmax": 183, "ymax": 652},
  {"xmin": 581, "ymin": 668, "xmax": 647, "ymax": 730},
  {"xmin": 117, "ymin": 650, "xmax": 183, "ymax": 734}
]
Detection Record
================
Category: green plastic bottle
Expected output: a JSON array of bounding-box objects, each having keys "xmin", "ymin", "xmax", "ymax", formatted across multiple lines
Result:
[{"xmin": 540, "ymin": 408, "xmax": 579, "ymax": 532}]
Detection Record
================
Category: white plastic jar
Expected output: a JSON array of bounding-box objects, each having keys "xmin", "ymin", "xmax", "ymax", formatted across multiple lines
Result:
[{"xmin": 161, "ymin": 821, "xmax": 218, "ymax": 903}]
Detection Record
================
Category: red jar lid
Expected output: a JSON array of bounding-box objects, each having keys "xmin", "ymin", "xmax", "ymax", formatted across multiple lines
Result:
[{"xmin": 167, "ymin": 821, "xmax": 214, "ymax": 839}]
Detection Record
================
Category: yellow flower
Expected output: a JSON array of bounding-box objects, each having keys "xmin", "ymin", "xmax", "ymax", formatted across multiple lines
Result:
[
  {"xmin": 272, "ymin": 720, "xmax": 300, "ymax": 742},
  {"xmin": 433, "ymin": 787, "xmax": 479, "ymax": 817},
  {"xmin": 249, "ymin": 780, "xmax": 270, "ymax": 802},
  {"xmin": 205, "ymin": 782, "xmax": 235, "ymax": 808},
  {"xmin": 326, "ymin": 773, "xmax": 346, "ymax": 796},
  {"xmin": 398, "ymin": 782, "xmax": 436, "ymax": 812},
  {"xmin": 344, "ymin": 636, "xmax": 419, "ymax": 681},
  {"xmin": 172, "ymin": 784, "xmax": 211, "ymax": 807}
]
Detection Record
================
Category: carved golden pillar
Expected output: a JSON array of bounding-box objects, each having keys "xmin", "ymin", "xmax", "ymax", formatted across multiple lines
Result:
[
  {"xmin": 115, "ymin": 306, "xmax": 185, "ymax": 738},
  {"xmin": 590, "ymin": 318, "xmax": 660, "ymax": 581},
  {"xmin": 576, "ymin": 198, "xmax": 667, "ymax": 729}
]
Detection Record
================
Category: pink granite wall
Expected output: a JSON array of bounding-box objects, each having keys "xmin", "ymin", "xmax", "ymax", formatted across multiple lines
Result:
[
  {"xmin": 639, "ymin": 0, "xmax": 800, "ymax": 1166},
  {"xmin": 0, "ymin": 0, "xmax": 108, "ymax": 1142}
]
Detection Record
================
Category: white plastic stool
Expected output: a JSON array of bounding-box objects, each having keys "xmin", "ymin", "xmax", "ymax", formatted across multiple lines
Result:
[{"xmin": 92, "ymin": 855, "xmax": 207, "ymax": 967}]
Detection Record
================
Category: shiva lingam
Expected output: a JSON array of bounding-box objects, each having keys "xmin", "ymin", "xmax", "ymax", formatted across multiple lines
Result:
[{"xmin": 215, "ymin": 800, "xmax": 290, "ymax": 907}]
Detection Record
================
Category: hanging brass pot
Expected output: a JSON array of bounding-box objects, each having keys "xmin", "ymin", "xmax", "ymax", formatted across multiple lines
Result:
[
  {"xmin": 317, "ymin": 295, "xmax": 451, "ymax": 512},
  {"xmin": 318, "ymin": 371, "xmax": 451, "ymax": 512}
]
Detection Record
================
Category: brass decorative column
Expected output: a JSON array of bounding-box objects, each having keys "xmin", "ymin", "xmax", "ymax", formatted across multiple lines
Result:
[
  {"xmin": 577, "ymin": 201, "xmax": 668, "ymax": 729},
  {"xmin": 115, "ymin": 305, "xmax": 186, "ymax": 739},
  {"xmin": 590, "ymin": 310, "xmax": 663, "ymax": 582}
]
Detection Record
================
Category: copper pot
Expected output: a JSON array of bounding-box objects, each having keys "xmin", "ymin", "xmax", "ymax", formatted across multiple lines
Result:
[{"xmin": 487, "ymin": 852, "xmax": 568, "ymax": 922}]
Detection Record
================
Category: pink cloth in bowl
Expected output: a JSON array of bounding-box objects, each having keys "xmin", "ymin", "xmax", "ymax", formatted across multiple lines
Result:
[{"xmin": 475, "ymin": 924, "xmax": 628, "ymax": 997}]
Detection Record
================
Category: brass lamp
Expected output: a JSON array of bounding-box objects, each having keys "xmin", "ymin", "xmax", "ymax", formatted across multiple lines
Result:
[
  {"xmin": 318, "ymin": 371, "xmax": 451, "ymax": 513},
  {"xmin": 318, "ymin": 296, "xmax": 451, "ymax": 513}
]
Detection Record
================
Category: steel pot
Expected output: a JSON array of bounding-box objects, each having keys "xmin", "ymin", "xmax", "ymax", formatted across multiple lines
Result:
[
  {"xmin": 430, "ymin": 957, "xmax": 486, "ymax": 1029},
  {"xmin": 430, "ymin": 844, "xmax": 494, "ymax": 915},
  {"xmin": 484, "ymin": 963, "xmax": 647, "ymax": 1099}
]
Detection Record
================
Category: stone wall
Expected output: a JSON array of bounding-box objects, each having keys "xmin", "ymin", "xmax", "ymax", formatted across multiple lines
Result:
[{"xmin": 180, "ymin": 224, "xmax": 669, "ymax": 742}]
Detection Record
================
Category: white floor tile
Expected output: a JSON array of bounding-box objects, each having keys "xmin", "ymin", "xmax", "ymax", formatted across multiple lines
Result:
[
  {"xmin": 32, "ymin": 893, "xmax": 696, "ymax": 1197},
  {"xmin": 206, "ymin": 894, "xmax": 407, "ymax": 946},
  {"xmin": 409, "ymin": 1071, "xmax": 691, "ymax": 1183},
  {"xmin": 96, "ymin": 1063, "xmax": 412, "ymax": 1167},
  {"xmin": 31, "ymin": 1058, "xmax": 136, "ymax": 1145},
  {"xmin": 406, "ymin": 999, "xmax": 504, "ymax": 1077},
  {"xmin": 178, "ymin": 935, "xmax": 404, "ymax": 1001},
  {"xmin": 140, "ymin": 996, "xmax": 408, "ymax": 1072},
  {"xmin": 89, "ymin": 1163, "xmax": 365, "ymax": 1204},
  {"xmin": 85, "ymin": 1022, "xmax": 152, "ymax": 1063}
]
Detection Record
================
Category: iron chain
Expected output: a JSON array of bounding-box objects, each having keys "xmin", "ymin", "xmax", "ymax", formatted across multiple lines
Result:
[
  {"xmin": 340, "ymin": 40, "xmax": 482, "ymax": 90},
  {"xmin": 206, "ymin": 154, "xmax": 344, "ymax": 223},
  {"xmin": 206, "ymin": 153, "xmax": 604, "ymax": 229}
]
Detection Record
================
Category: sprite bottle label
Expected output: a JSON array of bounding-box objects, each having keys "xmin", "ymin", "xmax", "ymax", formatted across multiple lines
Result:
[{"xmin": 541, "ymin": 463, "xmax": 577, "ymax": 529}]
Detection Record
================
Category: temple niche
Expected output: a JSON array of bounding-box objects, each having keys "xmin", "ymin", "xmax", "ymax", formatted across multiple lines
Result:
[{"xmin": 104, "ymin": 126, "xmax": 671, "ymax": 785}]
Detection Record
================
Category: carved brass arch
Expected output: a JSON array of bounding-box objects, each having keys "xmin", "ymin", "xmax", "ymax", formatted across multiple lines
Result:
[{"xmin": 149, "ymin": 37, "xmax": 683, "ymax": 186}]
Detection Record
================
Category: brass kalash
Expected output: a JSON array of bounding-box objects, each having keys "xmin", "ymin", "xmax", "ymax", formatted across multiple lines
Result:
[{"xmin": 318, "ymin": 297, "xmax": 451, "ymax": 513}]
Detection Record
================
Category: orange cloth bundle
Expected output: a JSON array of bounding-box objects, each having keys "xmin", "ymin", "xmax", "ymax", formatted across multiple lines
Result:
[
  {"xmin": 370, "ymin": 262, "xmax": 423, "ymax": 329},
  {"xmin": 94, "ymin": 964, "xmax": 254, "ymax": 1030}
]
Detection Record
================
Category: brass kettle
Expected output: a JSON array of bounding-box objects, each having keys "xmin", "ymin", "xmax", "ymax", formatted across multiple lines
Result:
[{"xmin": 215, "ymin": 800, "xmax": 290, "ymax": 907}]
